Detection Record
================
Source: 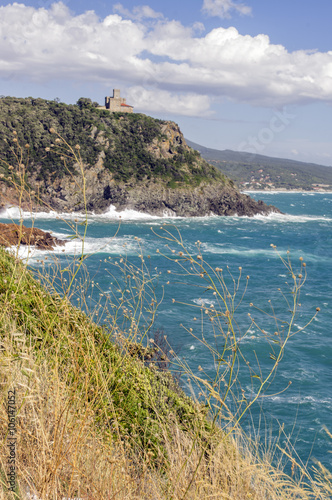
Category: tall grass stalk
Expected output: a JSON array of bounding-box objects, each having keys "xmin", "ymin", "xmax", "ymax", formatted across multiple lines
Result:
[{"xmin": 0, "ymin": 131, "xmax": 330, "ymax": 499}]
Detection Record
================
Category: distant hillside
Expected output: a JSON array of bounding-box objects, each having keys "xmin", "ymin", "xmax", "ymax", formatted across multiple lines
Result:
[
  {"xmin": 0, "ymin": 97, "xmax": 280, "ymax": 217},
  {"xmin": 186, "ymin": 140, "xmax": 332, "ymax": 191}
]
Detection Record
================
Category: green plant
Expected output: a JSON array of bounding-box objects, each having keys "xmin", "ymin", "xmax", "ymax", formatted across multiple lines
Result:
[{"xmin": 0, "ymin": 135, "xmax": 330, "ymax": 499}]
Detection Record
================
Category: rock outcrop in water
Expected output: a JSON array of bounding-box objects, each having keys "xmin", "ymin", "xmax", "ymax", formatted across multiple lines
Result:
[
  {"xmin": 0, "ymin": 97, "xmax": 281, "ymax": 217},
  {"xmin": 0, "ymin": 223, "xmax": 65, "ymax": 250},
  {"xmin": 97, "ymin": 180, "xmax": 278, "ymax": 217}
]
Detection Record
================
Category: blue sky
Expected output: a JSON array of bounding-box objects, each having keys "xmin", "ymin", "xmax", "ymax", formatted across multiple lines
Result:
[{"xmin": 0, "ymin": 0, "xmax": 332, "ymax": 165}]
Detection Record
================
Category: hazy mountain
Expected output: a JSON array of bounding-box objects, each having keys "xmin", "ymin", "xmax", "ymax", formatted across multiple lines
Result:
[{"xmin": 186, "ymin": 140, "xmax": 332, "ymax": 190}]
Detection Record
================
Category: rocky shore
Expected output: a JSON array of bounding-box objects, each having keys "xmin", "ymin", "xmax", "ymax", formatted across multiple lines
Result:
[
  {"xmin": 0, "ymin": 179, "xmax": 280, "ymax": 217},
  {"xmin": 0, "ymin": 97, "xmax": 281, "ymax": 218},
  {"xmin": 0, "ymin": 223, "xmax": 65, "ymax": 250},
  {"xmin": 99, "ymin": 181, "xmax": 280, "ymax": 217}
]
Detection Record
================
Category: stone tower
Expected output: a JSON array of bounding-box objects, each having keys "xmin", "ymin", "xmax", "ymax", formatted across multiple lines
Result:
[{"xmin": 103, "ymin": 89, "xmax": 133, "ymax": 113}]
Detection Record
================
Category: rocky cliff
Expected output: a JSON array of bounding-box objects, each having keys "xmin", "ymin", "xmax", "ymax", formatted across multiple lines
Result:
[
  {"xmin": 95, "ymin": 180, "xmax": 277, "ymax": 217},
  {"xmin": 0, "ymin": 97, "xmax": 280, "ymax": 217}
]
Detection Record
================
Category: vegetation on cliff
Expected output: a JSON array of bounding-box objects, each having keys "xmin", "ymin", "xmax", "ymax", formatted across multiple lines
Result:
[
  {"xmin": 0, "ymin": 96, "xmax": 281, "ymax": 216},
  {"xmin": 0, "ymin": 96, "xmax": 221, "ymax": 186}
]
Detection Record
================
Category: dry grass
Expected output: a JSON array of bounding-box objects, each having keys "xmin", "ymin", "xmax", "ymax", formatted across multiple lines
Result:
[
  {"xmin": 0, "ymin": 277, "xmax": 329, "ymax": 500},
  {"xmin": 0, "ymin": 131, "xmax": 330, "ymax": 499}
]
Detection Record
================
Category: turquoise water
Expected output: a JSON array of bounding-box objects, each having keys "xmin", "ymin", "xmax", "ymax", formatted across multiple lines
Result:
[{"xmin": 2, "ymin": 192, "xmax": 331, "ymax": 471}]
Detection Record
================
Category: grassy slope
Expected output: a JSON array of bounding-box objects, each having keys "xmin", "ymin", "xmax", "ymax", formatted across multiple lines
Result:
[
  {"xmin": 0, "ymin": 247, "xmax": 207, "ymax": 456},
  {"xmin": 0, "ymin": 247, "xmax": 331, "ymax": 498}
]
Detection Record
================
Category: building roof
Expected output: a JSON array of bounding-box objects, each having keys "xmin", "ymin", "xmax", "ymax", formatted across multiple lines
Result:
[{"xmin": 121, "ymin": 103, "xmax": 134, "ymax": 107}]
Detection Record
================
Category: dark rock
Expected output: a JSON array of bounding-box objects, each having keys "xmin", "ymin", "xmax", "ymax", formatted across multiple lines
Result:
[
  {"xmin": 95, "ymin": 181, "xmax": 281, "ymax": 217},
  {"xmin": 0, "ymin": 223, "xmax": 65, "ymax": 250}
]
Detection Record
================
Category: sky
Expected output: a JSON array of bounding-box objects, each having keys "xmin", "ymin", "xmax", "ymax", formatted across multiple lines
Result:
[{"xmin": 0, "ymin": 0, "xmax": 332, "ymax": 165}]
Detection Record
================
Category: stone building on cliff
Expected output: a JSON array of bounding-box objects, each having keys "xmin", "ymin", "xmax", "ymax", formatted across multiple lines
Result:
[{"xmin": 99, "ymin": 89, "xmax": 134, "ymax": 113}]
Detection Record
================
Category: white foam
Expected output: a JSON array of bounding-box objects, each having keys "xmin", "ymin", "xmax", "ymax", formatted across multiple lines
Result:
[
  {"xmin": 1, "ymin": 205, "xmax": 161, "ymax": 222},
  {"xmin": 268, "ymin": 395, "xmax": 332, "ymax": 407},
  {"xmin": 192, "ymin": 298, "xmax": 216, "ymax": 307},
  {"xmin": 5, "ymin": 203, "xmax": 314, "ymax": 224},
  {"xmin": 96, "ymin": 205, "xmax": 161, "ymax": 220},
  {"xmin": 252, "ymin": 212, "xmax": 332, "ymax": 223},
  {"xmin": 0, "ymin": 206, "xmax": 86, "ymax": 221},
  {"xmin": 5, "ymin": 244, "xmax": 63, "ymax": 262},
  {"xmin": 5, "ymin": 232, "xmax": 144, "ymax": 262},
  {"xmin": 0, "ymin": 204, "xmax": 177, "ymax": 222},
  {"xmin": 200, "ymin": 244, "xmax": 274, "ymax": 258},
  {"xmin": 244, "ymin": 190, "xmax": 332, "ymax": 195},
  {"xmin": 51, "ymin": 233, "xmax": 146, "ymax": 256},
  {"xmin": 6, "ymin": 205, "xmax": 331, "ymax": 224},
  {"xmin": 0, "ymin": 206, "xmax": 24, "ymax": 219}
]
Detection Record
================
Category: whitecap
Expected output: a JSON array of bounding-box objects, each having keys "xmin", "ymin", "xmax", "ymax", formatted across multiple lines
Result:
[
  {"xmin": 268, "ymin": 395, "xmax": 332, "ymax": 407},
  {"xmin": 192, "ymin": 298, "xmax": 216, "ymax": 307},
  {"xmin": 243, "ymin": 190, "xmax": 321, "ymax": 195},
  {"xmin": 200, "ymin": 244, "xmax": 274, "ymax": 258},
  {"xmin": 98, "ymin": 205, "xmax": 162, "ymax": 220},
  {"xmin": 1, "ymin": 204, "xmax": 171, "ymax": 222},
  {"xmin": 5, "ymin": 232, "xmax": 146, "ymax": 261},
  {"xmin": 252, "ymin": 212, "xmax": 332, "ymax": 223},
  {"xmin": 2, "ymin": 207, "xmax": 87, "ymax": 221},
  {"xmin": 0, "ymin": 206, "xmax": 23, "ymax": 219},
  {"xmin": 5, "ymin": 244, "xmax": 66, "ymax": 262},
  {"xmin": 56, "ymin": 235, "xmax": 142, "ymax": 256}
]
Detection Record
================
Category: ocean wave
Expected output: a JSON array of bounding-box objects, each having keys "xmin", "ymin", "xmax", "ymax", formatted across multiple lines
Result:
[
  {"xmin": 58, "ymin": 235, "xmax": 142, "ymax": 256},
  {"xmin": 192, "ymin": 298, "xmax": 216, "ymax": 307},
  {"xmin": 5, "ymin": 245, "xmax": 43, "ymax": 261},
  {"xmin": 200, "ymin": 244, "xmax": 275, "ymax": 258},
  {"xmin": 0, "ymin": 206, "xmax": 86, "ymax": 221},
  {"xmin": 268, "ymin": 395, "xmax": 332, "ymax": 407},
  {"xmin": 0, "ymin": 204, "xmax": 175, "ymax": 222},
  {"xmin": 5, "ymin": 233, "xmax": 144, "ymax": 262},
  {"xmin": 252, "ymin": 212, "xmax": 332, "ymax": 223},
  {"xmin": 96, "ymin": 205, "xmax": 162, "ymax": 220},
  {"xmin": 200, "ymin": 242, "xmax": 330, "ymax": 264},
  {"xmin": 244, "ymin": 190, "xmax": 332, "ymax": 195},
  {"xmin": 6, "ymin": 203, "xmax": 332, "ymax": 225},
  {"xmin": 0, "ymin": 204, "xmax": 222, "ymax": 223}
]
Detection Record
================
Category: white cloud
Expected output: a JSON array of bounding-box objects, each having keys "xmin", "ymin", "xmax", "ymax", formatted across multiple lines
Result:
[
  {"xmin": 126, "ymin": 86, "xmax": 213, "ymax": 116},
  {"xmin": 202, "ymin": 0, "xmax": 252, "ymax": 18},
  {"xmin": 113, "ymin": 3, "xmax": 164, "ymax": 21},
  {"xmin": 0, "ymin": 2, "xmax": 332, "ymax": 115}
]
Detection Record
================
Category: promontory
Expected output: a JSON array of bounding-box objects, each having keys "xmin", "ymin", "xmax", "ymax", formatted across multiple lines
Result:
[{"xmin": 0, "ymin": 96, "xmax": 280, "ymax": 217}]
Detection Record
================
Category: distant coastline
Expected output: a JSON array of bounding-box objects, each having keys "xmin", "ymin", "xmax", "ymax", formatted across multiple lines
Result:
[
  {"xmin": 243, "ymin": 189, "xmax": 332, "ymax": 194},
  {"xmin": 187, "ymin": 140, "xmax": 332, "ymax": 193}
]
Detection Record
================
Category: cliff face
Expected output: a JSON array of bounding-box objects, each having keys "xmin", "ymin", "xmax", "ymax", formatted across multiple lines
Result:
[{"xmin": 0, "ymin": 97, "xmax": 280, "ymax": 217}]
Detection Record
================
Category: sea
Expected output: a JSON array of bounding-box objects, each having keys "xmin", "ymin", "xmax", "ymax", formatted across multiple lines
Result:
[{"xmin": 1, "ymin": 191, "xmax": 331, "ymax": 474}]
